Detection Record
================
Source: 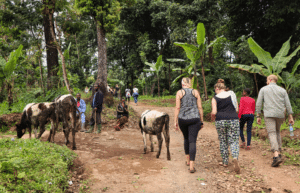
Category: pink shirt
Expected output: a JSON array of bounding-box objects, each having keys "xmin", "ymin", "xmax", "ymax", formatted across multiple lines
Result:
[{"xmin": 238, "ymin": 96, "xmax": 255, "ymax": 119}]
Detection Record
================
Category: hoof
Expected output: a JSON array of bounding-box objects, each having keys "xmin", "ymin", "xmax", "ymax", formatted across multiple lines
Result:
[
  {"xmin": 156, "ymin": 154, "xmax": 160, "ymax": 159},
  {"xmin": 72, "ymin": 146, "xmax": 77, "ymax": 150},
  {"xmin": 167, "ymin": 156, "xmax": 171, "ymax": 161},
  {"xmin": 151, "ymin": 149, "xmax": 154, "ymax": 152}
]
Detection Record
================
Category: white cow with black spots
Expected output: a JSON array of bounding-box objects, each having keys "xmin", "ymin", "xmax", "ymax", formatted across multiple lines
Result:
[{"xmin": 139, "ymin": 110, "xmax": 171, "ymax": 160}]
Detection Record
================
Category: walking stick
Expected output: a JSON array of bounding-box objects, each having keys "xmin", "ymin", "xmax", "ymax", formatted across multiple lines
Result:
[{"xmin": 94, "ymin": 108, "xmax": 97, "ymax": 133}]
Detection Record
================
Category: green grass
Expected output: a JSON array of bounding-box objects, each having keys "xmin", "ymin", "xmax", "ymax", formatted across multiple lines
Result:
[
  {"xmin": 138, "ymin": 95, "xmax": 175, "ymax": 107},
  {"xmin": 0, "ymin": 138, "xmax": 77, "ymax": 192}
]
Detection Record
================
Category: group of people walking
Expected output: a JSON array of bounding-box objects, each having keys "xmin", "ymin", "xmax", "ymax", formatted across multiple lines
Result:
[{"xmin": 174, "ymin": 75, "xmax": 294, "ymax": 174}]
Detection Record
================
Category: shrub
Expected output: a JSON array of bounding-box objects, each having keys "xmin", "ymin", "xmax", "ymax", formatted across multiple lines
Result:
[{"xmin": 0, "ymin": 138, "xmax": 76, "ymax": 192}]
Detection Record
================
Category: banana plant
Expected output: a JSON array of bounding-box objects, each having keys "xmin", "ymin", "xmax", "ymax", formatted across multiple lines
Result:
[
  {"xmin": 171, "ymin": 23, "xmax": 221, "ymax": 100},
  {"xmin": 173, "ymin": 23, "xmax": 205, "ymax": 91},
  {"xmin": 144, "ymin": 55, "xmax": 163, "ymax": 97},
  {"xmin": 137, "ymin": 73, "xmax": 146, "ymax": 95},
  {"xmin": 0, "ymin": 45, "xmax": 23, "ymax": 106},
  {"xmin": 228, "ymin": 37, "xmax": 300, "ymax": 84},
  {"xmin": 281, "ymin": 58, "xmax": 300, "ymax": 93}
]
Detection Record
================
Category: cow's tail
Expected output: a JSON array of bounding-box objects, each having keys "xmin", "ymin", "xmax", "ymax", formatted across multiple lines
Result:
[{"xmin": 70, "ymin": 96, "xmax": 77, "ymax": 129}]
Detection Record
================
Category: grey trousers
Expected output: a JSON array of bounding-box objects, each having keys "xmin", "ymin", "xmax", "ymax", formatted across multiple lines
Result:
[{"xmin": 264, "ymin": 117, "xmax": 285, "ymax": 152}]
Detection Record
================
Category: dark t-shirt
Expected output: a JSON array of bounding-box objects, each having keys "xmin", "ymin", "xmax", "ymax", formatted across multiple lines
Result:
[{"xmin": 214, "ymin": 96, "xmax": 238, "ymax": 121}]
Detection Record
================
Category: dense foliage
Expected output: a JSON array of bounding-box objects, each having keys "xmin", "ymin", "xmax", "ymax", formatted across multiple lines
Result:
[
  {"xmin": 0, "ymin": 138, "xmax": 77, "ymax": 192},
  {"xmin": 0, "ymin": 0, "xmax": 299, "ymax": 111}
]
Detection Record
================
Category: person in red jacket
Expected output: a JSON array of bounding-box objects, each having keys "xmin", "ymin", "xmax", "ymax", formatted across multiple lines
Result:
[{"xmin": 238, "ymin": 88, "xmax": 255, "ymax": 150}]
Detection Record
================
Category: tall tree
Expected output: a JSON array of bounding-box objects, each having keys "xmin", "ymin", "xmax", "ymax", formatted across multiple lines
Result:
[
  {"xmin": 42, "ymin": 0, "xmax": 59, "ymax": 90},
  {"xmin": 75, "ymin": 0, "xmax": 134, "ymax": 88}
]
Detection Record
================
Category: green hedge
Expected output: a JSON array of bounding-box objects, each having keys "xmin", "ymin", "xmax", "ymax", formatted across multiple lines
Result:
[{"xmin": 0, "ymin": 138, "xmax": 76, "ymax": 192}]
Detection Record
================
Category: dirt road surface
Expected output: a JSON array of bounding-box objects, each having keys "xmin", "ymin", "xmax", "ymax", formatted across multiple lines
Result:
[{"xmin": 6, "ymin": 102, "xmax": 300, "ymax": 193}]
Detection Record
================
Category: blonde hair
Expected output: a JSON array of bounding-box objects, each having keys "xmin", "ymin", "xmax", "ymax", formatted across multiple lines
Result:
[
  {"xmin": 216, "ymin": 79, "xmax": 229, "ymax": 91},
  {"xmin": 181, "ymin": 77, "xmax": 192, "ymax": 88},
  {"xmin": 214, "ymin": 83, "xmax": 227, "ymax": 90},
  {"xmin": 267, "ymin": 74, "xmax": 278, "ymax": 83}
]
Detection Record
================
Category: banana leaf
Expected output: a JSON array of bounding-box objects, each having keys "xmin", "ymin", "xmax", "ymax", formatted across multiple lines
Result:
[{"xmin": 247, "ymin": 37, "xmax": 272, "ymax": 68}]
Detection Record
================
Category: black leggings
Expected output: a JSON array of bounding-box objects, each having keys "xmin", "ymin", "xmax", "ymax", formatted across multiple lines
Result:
[{"xmin": 178, "ymin": 118, "xmax": 201, "ymax": 161}]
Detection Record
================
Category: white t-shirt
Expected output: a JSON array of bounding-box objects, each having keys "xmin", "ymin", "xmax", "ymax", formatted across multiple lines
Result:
[{"xmin": 133, "ymin": 88, "xmax": 138, "ymax": 93}]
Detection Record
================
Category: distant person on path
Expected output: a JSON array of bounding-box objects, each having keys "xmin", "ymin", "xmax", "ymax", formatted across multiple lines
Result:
[
  {"xmin": 125, "ymin": 88, "xmax": 131, "ymax": 104},
  {"xmin": 133, "ymin": 90, "xmax": 139, "ymax": 106},
  {"xmin": 256, "ymin": 75, "xmax": 294, "ymax": 167},
  {"xmin": 85, "ymin": 86, "xmax": 89, "ymax": 94},
  {"xmin": 75, "ymin": 93, "xmax": 86, "ymax": 132},
  {"xmin": 174, "ymin": 77, "xmax": 204, "ymax": 173},
  {"xmin": 133, "ymin": 85, "xmax": 138, "ymax": 94},
  {"xmin": 114, "ymin": 98, "xmax": 129, "ymax": 131},
  {"xmin": 211, "ymin": 82, "xmax": 240, "ymax": 174},
  {"xmin": 238, "ymin": 88, "xmax": 255, "ymax": 150},
  {"xmin": 115, "ymin": 84, "xmax": 120, "ymax": 98},
  {"xmin": 86, "ymin": 84, "xmax": 103, "ymax": 134}
]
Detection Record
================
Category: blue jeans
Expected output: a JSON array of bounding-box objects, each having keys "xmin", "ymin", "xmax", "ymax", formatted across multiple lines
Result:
[
  {"xmin": 240, "ymin": 114, "xmax": 254, "ymax": 146},
  {"xmin": 133, "ymin": 96, "xmax": 138, "ymax": 103}
]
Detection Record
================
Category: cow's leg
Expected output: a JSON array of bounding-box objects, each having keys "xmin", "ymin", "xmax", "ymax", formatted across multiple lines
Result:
[
  {"xmin": 47, "ymin": 120, "xmax": 54, "ymax": 142},
  {"xmin": 149, "ymin": 135, "xmax": 154, "ymax": 152},
  {"xmin": 63, "ymin": 122, "xmax": 70, "ymax": 145},
  {"xmin": 142, "ymin": 131, "xmax": 147, "ymax": 154},
  {"xmin": 156, "ymin": 133, "xmax": 163, "ymax": 159},
  {"xmin": 163, "ymin": 115, "xmax": 171, "ymax": 160}
]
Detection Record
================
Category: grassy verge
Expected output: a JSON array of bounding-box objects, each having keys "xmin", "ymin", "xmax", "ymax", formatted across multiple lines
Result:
[
  {"xmin": 0, "ymin": 138, "xmax": 77, "ymax": 192},
  {"xmin": 138, "ymin": 95, "xmax": 175, "ymax": 107}
]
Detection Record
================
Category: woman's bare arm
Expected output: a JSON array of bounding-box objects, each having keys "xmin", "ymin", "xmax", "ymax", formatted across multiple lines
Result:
[
  {"xmin": 194, "ymin": 90, "xmax": 204, "ymax": 122},
  {"xmin": 211, "ymin": 98, "xmax": 217, "ymax": 121},
  {"xmin": 174, "ymin": 90, "xmax": 182, "ymax": 130}
]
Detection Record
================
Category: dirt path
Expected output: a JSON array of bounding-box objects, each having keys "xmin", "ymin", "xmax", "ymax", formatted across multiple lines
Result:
[{"xmin": 4, "ymin": 102, "xmax": 300, "ymax": 192}]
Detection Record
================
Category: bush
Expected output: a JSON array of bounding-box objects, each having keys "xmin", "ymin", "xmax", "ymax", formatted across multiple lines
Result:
[{"xmin": 0, "ymin": 138, "xmax": 76, "ymax": 192}]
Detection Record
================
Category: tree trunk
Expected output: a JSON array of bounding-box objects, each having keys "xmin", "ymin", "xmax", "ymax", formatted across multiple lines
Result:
[
  {"xmin": 95, "ymin": 19, "xmax": 107, "ymax": 88},
  {"xmin": 151, "ymin": 82, "xmax": 155, "ymax": 96},
  {"xmin": 201, "ymin": 56, "xmax": 208, "ymax": 100},
  {"xmin": 254, "ymin": 73, "xmax": 259, "ymax": 96},
  {"xmin": 168, "ymin": 63, "xmax": 171, "ymax": 91},
  {"xmin": 48, "ymin": 13, "xmax": 72, "ymax": 94},
  {"xmin": 38, "ymin": 57, "xmax": 45, "ymax": 97},
  {"xmin": 43, "ymin": 0, "xmax": 59, "ymax": 90},
  {"xmin": 194, "ymin": 65, "xmax": 200, "ymax": 90},
  {"xmin": 157, "ymin": 75, "xmax": 160, "ymax": 97}
]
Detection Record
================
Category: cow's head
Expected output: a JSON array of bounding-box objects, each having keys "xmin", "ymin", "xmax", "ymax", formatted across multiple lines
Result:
[{"xmin": 16, "ymin": 123, "xmax": 26, "ymax": 138}]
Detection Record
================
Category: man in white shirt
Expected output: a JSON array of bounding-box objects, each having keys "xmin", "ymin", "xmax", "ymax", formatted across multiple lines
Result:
[{"xmin": 133, "ymin": 85, "xmax": 138, "ymax": 94}]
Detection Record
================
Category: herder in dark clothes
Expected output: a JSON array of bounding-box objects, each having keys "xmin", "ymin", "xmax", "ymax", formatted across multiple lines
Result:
[
  {"xmin": 86, "ymin": 84, "xmax": 103, "ymax": 133},
  {"xmin": 114, "ymin": 98, "xmax": 129, "ymax": 131}
]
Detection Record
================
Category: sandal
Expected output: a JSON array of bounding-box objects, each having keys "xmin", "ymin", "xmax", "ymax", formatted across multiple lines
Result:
[
  {"xmin": 245, "ymin": 146, "xmax": 251, "ymax": 150},
  {"xmin": 240, "ymin": 142, "xmax": 246, "ymax": 148},
  {"xmin": 188, "ymin": 167, "xmax": 196, "ymax": 173}
]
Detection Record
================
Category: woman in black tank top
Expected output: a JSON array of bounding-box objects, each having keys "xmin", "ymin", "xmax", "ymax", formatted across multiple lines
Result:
[
  {"xmin": 211, "ymin": 83, "xmax": 241, "ymax": 174},
  {"xmin": 174, "ymin": 77, "xmax": 204, "ymax": 173}
]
